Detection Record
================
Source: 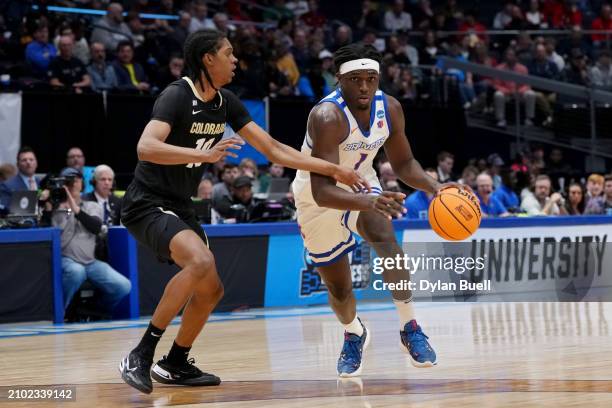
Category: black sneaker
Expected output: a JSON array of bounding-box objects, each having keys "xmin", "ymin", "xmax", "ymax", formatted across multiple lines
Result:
[
  {"xmin": 119, "ymin": 350, "xmax": 153, "ymax": 394},
  {"xmin": 151, "ymin": 356, "xmax": 221, "ymax": 386}
]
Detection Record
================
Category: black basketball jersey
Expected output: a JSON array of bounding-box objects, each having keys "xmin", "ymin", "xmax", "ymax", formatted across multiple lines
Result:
[{"xmin": 131, "ymin": 77, "xmax": 251, "ymax": 203}]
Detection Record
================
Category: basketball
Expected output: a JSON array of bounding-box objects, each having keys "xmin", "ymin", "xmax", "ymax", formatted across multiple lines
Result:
[{"xmin": 428, "ymin": 186, "xmax": 482, "ymax": 241}]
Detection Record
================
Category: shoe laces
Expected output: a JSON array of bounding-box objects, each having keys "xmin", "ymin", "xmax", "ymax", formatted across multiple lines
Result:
[
  {"xmin": 182, "ymin": 357, "xmax": 203, "ymax": 375},
  {"xmin": 340, "ymin": 332, "xmax": 363, "ymax": 362},
  {"xmin": 405, "ymin": 326, "xmax": 429, "ymax": 345}
]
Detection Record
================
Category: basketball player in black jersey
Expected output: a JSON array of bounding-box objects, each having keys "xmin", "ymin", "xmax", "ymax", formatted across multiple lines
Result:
[{"xmin": 118, "ymin": 29, "xmax": 371, "ymax": 394}]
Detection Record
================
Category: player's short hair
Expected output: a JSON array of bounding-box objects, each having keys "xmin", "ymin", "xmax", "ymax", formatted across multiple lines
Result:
[
  {"xmin": 333, "ymin": 43, "xmax": 382, "ymax": 75},
  {"xmin": 184, "ymin": 29, "xmax": 226, "ymax": 91}
]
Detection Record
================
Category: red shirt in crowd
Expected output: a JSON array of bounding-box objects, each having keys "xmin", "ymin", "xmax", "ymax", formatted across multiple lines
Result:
[
  {"xmin": 493, "ymin": 62, "xmax": 531, "ymax": 95},
  {"xmin": 591, "ymin": 17, "xmax": 612, "ymax": 42}
]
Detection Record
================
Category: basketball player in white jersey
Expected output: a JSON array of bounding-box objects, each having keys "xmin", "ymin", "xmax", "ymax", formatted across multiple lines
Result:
[{"xmin": 293, "ymin": 44, "xmax": 456, "ymax": 377}]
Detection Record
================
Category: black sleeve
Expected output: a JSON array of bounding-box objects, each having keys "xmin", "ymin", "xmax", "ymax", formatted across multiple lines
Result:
[
  {"xmin": 47, "ymin": 60, "xmax": 59, "ymax": 79},
  {"xmin": 75, "ymin": 211, "xmax": 103, "ymax": 234},
  {"xmin": 223, "ymin": 89, "xmax": 252, "ymax": 132},
  {"xmin": 213, "ymin": 195, "xmax": 234, "ymax": 218},
  {"xmin": 151, "ymin": 83, "xmax": 185, "ymax": 126}
]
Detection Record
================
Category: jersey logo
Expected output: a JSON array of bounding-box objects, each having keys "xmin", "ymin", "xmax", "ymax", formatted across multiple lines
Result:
[
  {"xmin": 377, "ymin": 120, "xmax": 384, "ymax": 128},
  {"xmin": 192, "ymin": 109, "xmax": 203, "ymax": 115},
  {"xmin": 376, "ymin": 110, "xmax": 385, "ymax": 119}
]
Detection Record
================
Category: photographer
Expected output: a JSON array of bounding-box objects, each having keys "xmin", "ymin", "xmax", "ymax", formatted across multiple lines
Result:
[
  {"xmin": 213, "ymin": 176, "xmax": 263, "ymax": 222},
  {"xmin": 44, "ymin": 168, "xmax": 131, "ymax": 313}
]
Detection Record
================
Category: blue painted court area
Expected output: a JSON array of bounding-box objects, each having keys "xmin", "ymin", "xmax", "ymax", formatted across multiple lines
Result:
[{"xmin": 0, "ymin": 302, "xmax": 408, "ymax": 339}]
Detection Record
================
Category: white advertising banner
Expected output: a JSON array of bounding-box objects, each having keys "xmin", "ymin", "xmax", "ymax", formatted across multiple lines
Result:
[{"xmin": 0, "ymin": 93, "xmax": 22, "ymax": 165}]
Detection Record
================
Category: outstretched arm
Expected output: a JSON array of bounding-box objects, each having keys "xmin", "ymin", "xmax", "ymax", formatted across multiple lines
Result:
[
  {"xmin": 237, "ymin": 120, "xmax": 370, "ymax": 192},
  {"xmin": 384, "ymin": 96, "xmax": 441, "ymax": 195},
  {"xmin": 137, "ymin": 120, "xmax": 243, "ymax": 165}
]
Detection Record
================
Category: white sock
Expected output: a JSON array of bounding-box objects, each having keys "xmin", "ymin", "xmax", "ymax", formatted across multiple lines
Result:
[
  {"xmin": 343, "ymin": 315, "xmax": 364, "ymax": 336},
  {"xmin": 393, "ymin": 298, "xmax": 416, "ymax": 330}
]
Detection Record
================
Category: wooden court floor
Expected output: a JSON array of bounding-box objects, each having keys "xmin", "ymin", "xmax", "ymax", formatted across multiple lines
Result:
[{"xmin": 1, "ymin": 302, "xmax": 612, "ymax": 407}]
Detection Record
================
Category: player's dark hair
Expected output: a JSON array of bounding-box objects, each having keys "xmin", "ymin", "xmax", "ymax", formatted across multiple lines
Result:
[
  {"xmin": 184, "ymin": 29, "xmax": 226, "ymax": 91},
  {"xmin": 333, "ymin": 43, "xmax": 382, "ymax": 75},
  {"xmin": 17, "ymin": 146, "xmax": 35, "ymax": 161}
]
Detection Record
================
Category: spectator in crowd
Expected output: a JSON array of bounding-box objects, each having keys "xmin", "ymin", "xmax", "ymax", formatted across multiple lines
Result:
[
  {"xmin": 302, "ymin": 0, "xmax": 327, "ymax": 28},
  {"xmin": 49, "ymin": 167, "xmax": 130, "ymax": 313},
  {"xmin": 66, "ymin": 147, "xmax": 95, "ymax": 193},
  {"xmin": 384, "ymin": 0, "xmax": 412, "ymax": 32},
  {"xmin": 275, "ymin": 42, "xmax": 300, "ymax": 87},
  {"xmin": 492, "ymin": 168, "xmax": 520, "ymax": 212},
  {"xmin": 82, "ymin": 164, "xmax": 122, "ymax": 226},
  {"xmin": 25, "ymin": 24, "xmax": 57, "ymax": 78},
  {"xmin": 493, "ymin": 2, "xmax": 519, "ymax": 29},
  {"xmin": 458, "ymin": 165, "xmax": 478, "ymax": 189},
  {"xmin": 90, "ymin": 2, "xmax": 133, "ymax": 53},
  {"xmin": 259, "ymin": 163, "xmax": 286, "ymax": 193},
  {"xmin": 520, "ymin": 174, "xmax": 562, "ymax": 215},
  {"xmin": 332, "ymin": 25, "xmax": 353, "ymax": 52},
  {"xmin": 263, "ymin": 0, "xmax": 294, "ymax": 21},
  {"xmin": 590, "ymin": 49, "xmax": 612, "ymax": 91},
  {"xmin": 559, "ymin": 27, "xmax": 593, "ymax": 61},
  {"xmin": 87, "ymin": 42, "xmax": 118, "ymax": 92},
  {"xmin": 286, "ymin": 0, "xmax": 309, "ymax": 17},
  {"xmin": 487, "ymin": 153, "xmax": 504, "ymax": 188},
  {"xmin": 0, "ymin": 164, "xmax": 17, "ymax": 183},
  {"xmin": 212, "ymin": 164, "xmax": 240, "ymax": 210},
  {"xmin": 291, "ymin": 28, "xmax": 310, "ymax": 73},
  {"xmin": 0, "ymin": 146, "xmax": 40, "ymax": 210},
  {"xmin": 564, "ymin": 182, "xmax": 586, "ymax": 215},
  {"xmin": 413, "ymin": 0, "xmax": 435, "ymax": 30},
  {"xmin": 419, "ymin": 30, "xmax": 443, "ymax": 66},
  {"xmin": 213, "ymin": 175, "xmax": 263, "ymax": 221},
  {"xmin": 404, "ymin": 168, "xmax": 438, "ymax": 219},
  {"xmin": 386, "ymin": 34, "xmax": 418, "ymax": 66},
  {"xmin": 493, "ymin": 48, "xmax": 537, "ymax": 128},
  {"xmin": 213, "ymin": 12, "xmax": 233, "ymax": 36},
  {"xmin": 545, "ymin": 38, "xmax": 565, "ymax": 72},
  {"xmin": 189, "ymin": 0, "xmax": 215, "ymax": 33},
  {"xmin": 197, "ymin": 178, "xmax": 213, "ymax": 200},
  {"xmin": 588, "ymin": 174, "xmax": 612, "ymax": 215},
  {"xmin": 528, "ymin": 43, "xmax": 558, "ymax": 125},
  {"xmin": 156, "ymin": 54, "xmax": 184, "ymax": 88},
  {"xmin": 590, "ymin": 4, "xmax": 612, "ymax": 48},
  {"xmin": 168, "ymin": 11, "xmax": 191, "ymax": 51},
  {"xmin": 476, "ymin": 173, "xmax": 510, "ymax": 217},
  {"xmin": 561, "ymin": 48, "xmax": 590, "ymax": 86},
  {"xmin": 356, "ymin": 0, "xmax": 381, "ymax": 32},
  {"xmin": 526, "ymin": 0, "xmax": 547, "ymax": 29},
  {"xmin": 53, "ymin": 20, "xmax": 90, "ymax": 65},
  {"xmin": 318, "ymin": 49, "xmax": 336, "ymax": 91},
  {"xmin": 584, "ymin": 173, "xmax": 604, "ymax": 209},
  {"xmin": 436, "ymin": 151, "xmax": 455, "ymax": 183},
  {"xmin": 379, "ymin": 161, "xmax": 398, "ymax": 191},
  {"xmin": 547, "ymin": 148, "xmax": 573, "ymax": 190},
  {"xmin": 48, "ymin": 35, "xmax": 91, "ymax": 93},
  {"xmin": 112, "ymin": 41, "xmax": 150, "ymax": 93},
  {"xmin": 515, "ymin": 32, "xmax": 534, "ymax": 67},
  {"xmin": 436, "ymin": 42, "xmax": 476, "ymax": 109},
  {"xmin": 458, "ymin": 9, "xmax": 488, "ymax": 44},
  {"xmin": 239, "ymin": 158, "xmax": 262, "ymax": 192}
]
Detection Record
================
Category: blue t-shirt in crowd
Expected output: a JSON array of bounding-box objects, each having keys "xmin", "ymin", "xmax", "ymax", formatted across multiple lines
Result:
[
  {"xmin": 405, "ymin": 191, "xmax": 432, "ymax": 219},
  {"xmin": 477, "ymin": 193, "xmax": 508, "ymax": 217},
  {"xmin": 491, "ymin": 184, "xmax": 519, "ymax": 210}
]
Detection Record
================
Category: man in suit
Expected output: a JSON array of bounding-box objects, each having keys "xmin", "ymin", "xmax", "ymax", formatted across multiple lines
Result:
[
  {"xmin": 0, "ymin": 146, "xmax": 40, "ymax": 211},
  {"xmin": 82, "ymin": 164, "xmax": 122, "ymax": 226}
]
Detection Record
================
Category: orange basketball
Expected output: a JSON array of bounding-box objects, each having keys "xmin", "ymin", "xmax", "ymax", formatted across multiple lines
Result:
[{"xmin": 428, "ymin": 186, "xmax": 481, "ymax": 241}]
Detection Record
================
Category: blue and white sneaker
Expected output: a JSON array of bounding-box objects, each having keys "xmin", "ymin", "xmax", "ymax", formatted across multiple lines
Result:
[
  {"xmin": 337, "ymin": 318, "xmax": 370, "ymax": 377},
  {"xmin": 400, "ymin": 320, "xmax": 437, "ymax": 367}
]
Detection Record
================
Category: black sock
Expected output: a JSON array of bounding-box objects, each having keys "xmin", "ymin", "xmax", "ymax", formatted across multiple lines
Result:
[
  {"xmin": 133, "ymin": 321, "xmax": 165, "ymax": 360},
  {"xmin": 166, "ymin": 341, "xmax": 191, "ymax": 365}
]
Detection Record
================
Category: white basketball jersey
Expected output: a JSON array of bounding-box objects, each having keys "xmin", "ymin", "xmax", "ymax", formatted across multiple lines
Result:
[{"xmin": 292, "ymin": 89, "xmax": 391, "ymax": 203}]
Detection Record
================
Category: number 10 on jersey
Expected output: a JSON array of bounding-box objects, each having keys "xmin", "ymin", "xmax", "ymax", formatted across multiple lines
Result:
[{"xmin": 187, "ymin": 137, "xmax": 215, "ymax": 168}]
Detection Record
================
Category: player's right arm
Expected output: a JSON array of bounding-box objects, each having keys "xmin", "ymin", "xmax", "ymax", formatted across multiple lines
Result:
[
  {"xmin": 136, "ymin": 120, "xmax": 243, "ymax": 165},
  {"xmin": 309, "ymin": 103, "xmax": 405, "ymax": 220}
]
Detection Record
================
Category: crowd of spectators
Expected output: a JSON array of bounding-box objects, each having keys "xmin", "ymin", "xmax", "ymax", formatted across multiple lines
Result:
[
  {"xmin": 1, "ymin": 0, "xmax": 612, "ymax": 108},
  {"xmin": 378, "ymin": 146, "xmax": 612, "ymax": 219}
]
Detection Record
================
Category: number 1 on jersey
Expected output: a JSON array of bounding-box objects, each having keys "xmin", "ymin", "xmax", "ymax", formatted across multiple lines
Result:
[
  {"xmin": 187, "ymin": 138, "xmax": 215, "ymax": 168},
  {"xmin": 354, "ymin": 153, "xmax": 368, "ymax": 170}
]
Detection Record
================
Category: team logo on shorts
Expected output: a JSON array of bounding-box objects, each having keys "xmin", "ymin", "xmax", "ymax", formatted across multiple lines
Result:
[{"xmin": 299, "ymin": 241, "xmax": 372, "ymax": 296}]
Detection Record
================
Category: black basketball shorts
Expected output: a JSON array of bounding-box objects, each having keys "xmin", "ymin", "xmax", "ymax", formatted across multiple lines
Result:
[{"xmin": 124, "ymin": 206, "xmax": 209, "ymax": 263}]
